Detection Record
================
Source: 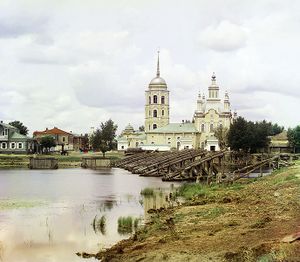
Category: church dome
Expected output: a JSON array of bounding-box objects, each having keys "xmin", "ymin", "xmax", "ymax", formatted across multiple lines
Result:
[
  {"xmin": 148, "ymin": 51, "xmax": 167, "ymax": 87},
  {"xmin": 124, "ymin": 123, "xmax": 134, "ymax": 133},
  {"xmin": 149, "ymin": 76, "xmax": 166, "ymax": 85}
]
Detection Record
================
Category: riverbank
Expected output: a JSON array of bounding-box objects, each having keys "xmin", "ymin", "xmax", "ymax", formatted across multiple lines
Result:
[
  {"xmin": 0, "ymin": 151, "xmax": 124, "ymax": 168},
  {"xmin": 91, "ymin": 161, "xmax": 300, "ymax": 261}
]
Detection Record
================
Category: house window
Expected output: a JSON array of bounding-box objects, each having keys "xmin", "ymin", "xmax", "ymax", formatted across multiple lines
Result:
[
  {"xmin": 18, "ymin": 142, "xmax": 23, "ymax": 149},
  {"xmin": 1, "ymin": 142, "xmax": 6, "ymax": 149},
  {"xmin": 151, "ymin": 142, "xmax": 154, "ymax": 144},
  {"xmin": 2, "ymin": 129, "xmax": 8, "ymax": 136},
  {"xmin": 149, "ymin": 96, "xmax": 151, "ymax": 104},
  {"xmin": 11, "ymin": 142, "xmax": 15, "ymax": 149},
  {"xmin": 153, "ymin": 110, "xmax": 157, "ymax": 117},
  {"xmin": 162, "ymin": 110, "xmax": 164, "ymax": 116},
  {"xmin": 153, "ymin": 95, "xmax": 158, "ymax": 104},
  {"xmin": 121, "ymin": 146, "xmax": 124, "ymax": 149},
  {"xmin": 161, "ymin": 96, "xmax": 165, "ymax": 104},
  {"xmin": 201, "ymin": 123, "xmax": 205, "ymax": 132},
  {"xmin": 153, "ymin": 124, "xmax": 157, "ymax": 129},
  {"xmin": 62, "ymin": 137, "xmax": 66, "ymax": 142},
  {"xmin": 210, "ymin": 123, "xmax": 214, "ymax": 132}
]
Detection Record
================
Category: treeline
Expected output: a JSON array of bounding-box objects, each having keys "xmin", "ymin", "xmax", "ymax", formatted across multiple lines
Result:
[
  {"xmin": 287, "ymin": 126, "xmax": 300, "ymax": 153},
  {"xmin": 222, "ymin": 117, "xmax": 300, "ymax": 153},
  {"xmin": 224, "ymin": 117, "xmax": 284, "ymax": 153}
]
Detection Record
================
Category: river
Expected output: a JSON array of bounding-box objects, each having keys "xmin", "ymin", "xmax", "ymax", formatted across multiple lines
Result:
[{"xmin": 0, "ymin": 168, "xmax": 178, "ymax": 262}]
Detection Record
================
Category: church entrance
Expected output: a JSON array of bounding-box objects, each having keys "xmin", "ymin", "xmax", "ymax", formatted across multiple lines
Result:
[{"xmin": 210, "ymin": 146, "xmax": 216, "ymax": 151}]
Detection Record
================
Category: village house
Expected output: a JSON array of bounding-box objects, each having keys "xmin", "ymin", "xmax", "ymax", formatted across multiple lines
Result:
[
  {"xmin": 33, "ymin": 127, "xmax": 84, "ymax": 152},
  {"xmin": 269, "ymin": 131, "xmax": 292, "ymax": 153},
  {"xmin": 0, "ymin": 121, "xmax": 32, "ymax": 154}
]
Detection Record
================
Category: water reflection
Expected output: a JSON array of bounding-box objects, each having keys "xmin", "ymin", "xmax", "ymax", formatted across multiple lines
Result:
[
  {"xmin": 0, "ymin": 168, "xmax": 180, "ymax": 262},
  {"xmin": 92, "ymin": 215, "xmax": 106, "ymax": 235}
]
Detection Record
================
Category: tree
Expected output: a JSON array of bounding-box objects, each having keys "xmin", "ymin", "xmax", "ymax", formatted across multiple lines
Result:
[
  {"xmin": 270, "ymin": 123, "xmax": 284, "ymax": 136},
  {"xmin": 287, "ymin": 125, "xmax": 300, "ymax": 153},
  {"xmin": 214, "ymin": 126, "xmax": 228, "ymax": 150},
  {"xmin": 138, "ymin": 125, "xmax": 145, "ymax": 132},
  {"xmin": 227, "ymin": 117, "xmax": 271, "ymax": 153},
  {"xmin": 91, "ymin": 119, "xmax": 118, "ymax": 157},
  {"xmin": 82, "ymin": 133, "xmax": 89, "ymax": 150},
  {"xmin": 227, "ymin": 117, "xmax": 252, "ymax": 152},
  {"xmin": 9, "ymin": 120, "xmax": 29, "ymax": 135},
  {"xmin": 40, "ymin": 136, "xmax": 56, "ymax": 153}
]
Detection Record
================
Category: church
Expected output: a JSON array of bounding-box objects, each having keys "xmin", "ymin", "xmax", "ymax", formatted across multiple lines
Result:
[{"xmin": 117, "ymin": 53, "xmax": 234, "ymax": 151}]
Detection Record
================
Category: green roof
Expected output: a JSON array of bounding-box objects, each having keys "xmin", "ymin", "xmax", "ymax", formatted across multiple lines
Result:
[
  {"xmin": 0, "ymin": 122, "xmax": 18, "ymax": 130},
  {"xmin": 148, "ymin": 123, "xmax": 198, "ymax": 134},
  {"xmin": 10, "ymin": 132, "xmax": 31, "ymax": 140}
]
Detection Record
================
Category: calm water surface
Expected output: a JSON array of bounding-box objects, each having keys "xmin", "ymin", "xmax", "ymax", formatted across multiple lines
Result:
[{"xmin": 0, "ymin": 168, "xmax": 178, "ymax": 262}]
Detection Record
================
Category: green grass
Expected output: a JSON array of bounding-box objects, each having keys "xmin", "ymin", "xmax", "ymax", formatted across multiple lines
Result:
[
  {"xmin": 176, "ymin": 183, "xmax": 210, "ymax": 200},
  {"xmin": 118, "ymin": 216, "xmax": 134, "ymax": 234},
  {"xmin": 140, "ymin": 188, "xmax": 155, "ymax": 196}
]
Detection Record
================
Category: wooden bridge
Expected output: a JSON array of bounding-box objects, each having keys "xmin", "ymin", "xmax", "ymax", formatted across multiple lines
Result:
[
  {"xmin": 116, "ymin": 149, "xmax": 227, "ymax": 183},
  {"xmin": 116, "ymin": 150, "xmax": 295, "ymax": 183}
]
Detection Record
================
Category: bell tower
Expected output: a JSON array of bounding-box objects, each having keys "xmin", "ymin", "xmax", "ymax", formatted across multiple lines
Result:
[{"xmin": 145, "ymin": 51, "xmax": 170, "ymax": 132}]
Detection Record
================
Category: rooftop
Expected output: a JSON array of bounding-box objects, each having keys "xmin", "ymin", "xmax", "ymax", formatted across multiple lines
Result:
[{"xmin": 148, "ymin": 123, "xmax": 198, "ymax": 134}]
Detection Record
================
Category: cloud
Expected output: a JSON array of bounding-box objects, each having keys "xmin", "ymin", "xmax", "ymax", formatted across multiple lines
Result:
[
  {"xmin": 0, "ymin": 0, "xmax": 299, "ymax": 135},
  {"xmin": 198, "ymin": 20, "xmax": 247, "ymax": 52},
  {"xmin": 0, "ymin": 12, "xmax": 49, "ymax": 38}
]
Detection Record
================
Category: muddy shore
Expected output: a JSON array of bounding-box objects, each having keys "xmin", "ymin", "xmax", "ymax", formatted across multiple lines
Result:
[{"xmin": 83, "ymin": 161, "xmax": 300, "ymax": 261}]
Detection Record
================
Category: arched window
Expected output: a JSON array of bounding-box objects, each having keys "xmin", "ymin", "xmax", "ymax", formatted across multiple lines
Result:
[
  {"xmin": 149, "ymin": 96, "xmax": 151, "ymax": 104},
  {"xmin": 153, "ymin": 110, "xmax": 157, "ymax": 117},
  {"xmin": 149, "ymin": 110, "xmax": 151, "ymax": 116},
  {"xmin": 153, "ymin": 95, "xmax": 158, "ymax": 104},
  {"xmin": 161, "ymin": 96, "xmax": 165, "ymax": 104},
  {"xmin": 153, "ymin": 124, "xmax": 157, "ymax": 129},
  {"xmin": 210, "ymin": 123, "xmax": 214, "ymax": 132},
  {"xmin": 162, "ymin": 110, "xmax": 164, "ymax": 116},
  {"xmin": 201, "ymin": 123, "xmax": 205, "ymax": 132}
]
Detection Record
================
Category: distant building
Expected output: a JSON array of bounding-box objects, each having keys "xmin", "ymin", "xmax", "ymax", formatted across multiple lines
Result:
[
  {"xmin": 33, "ymin": 127, "xmax": 83, "ymax": 152},
  {"xmin": 269, "ymin": 131, "xmax": 292, "ymax": 153},
  {"xmin": 0, "ymin": 121, "xmax": 32, "ymax": 154},
  {"xmin": 117, "ymin": 53, "xmax": 234, "ymax": 151}
]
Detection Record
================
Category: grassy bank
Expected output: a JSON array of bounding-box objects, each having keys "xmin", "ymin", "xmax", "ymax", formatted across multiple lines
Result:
[
  {"xmin": 93, "ymin": 161, "xmax": 300, "ymax": 261},
  {"xmin": 0, "ymin": 151, "xmax": 124, "ymax": 168}
]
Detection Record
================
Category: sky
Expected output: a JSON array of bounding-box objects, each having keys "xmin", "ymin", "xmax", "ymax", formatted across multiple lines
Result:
[{"xmin": 0, "ymin": 0, "xmax": 299, "ymax": 135}]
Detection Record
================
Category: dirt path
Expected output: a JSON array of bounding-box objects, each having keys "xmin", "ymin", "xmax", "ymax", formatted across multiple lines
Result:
[{"xmin": 89, "ymin": 162, "xmax": 300, "ymax": 262}]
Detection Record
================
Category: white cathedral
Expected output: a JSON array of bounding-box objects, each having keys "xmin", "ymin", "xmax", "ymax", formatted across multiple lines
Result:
[{"xmin": 117, "ymin": 53, "xmax": 235, "ymax": 152}]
